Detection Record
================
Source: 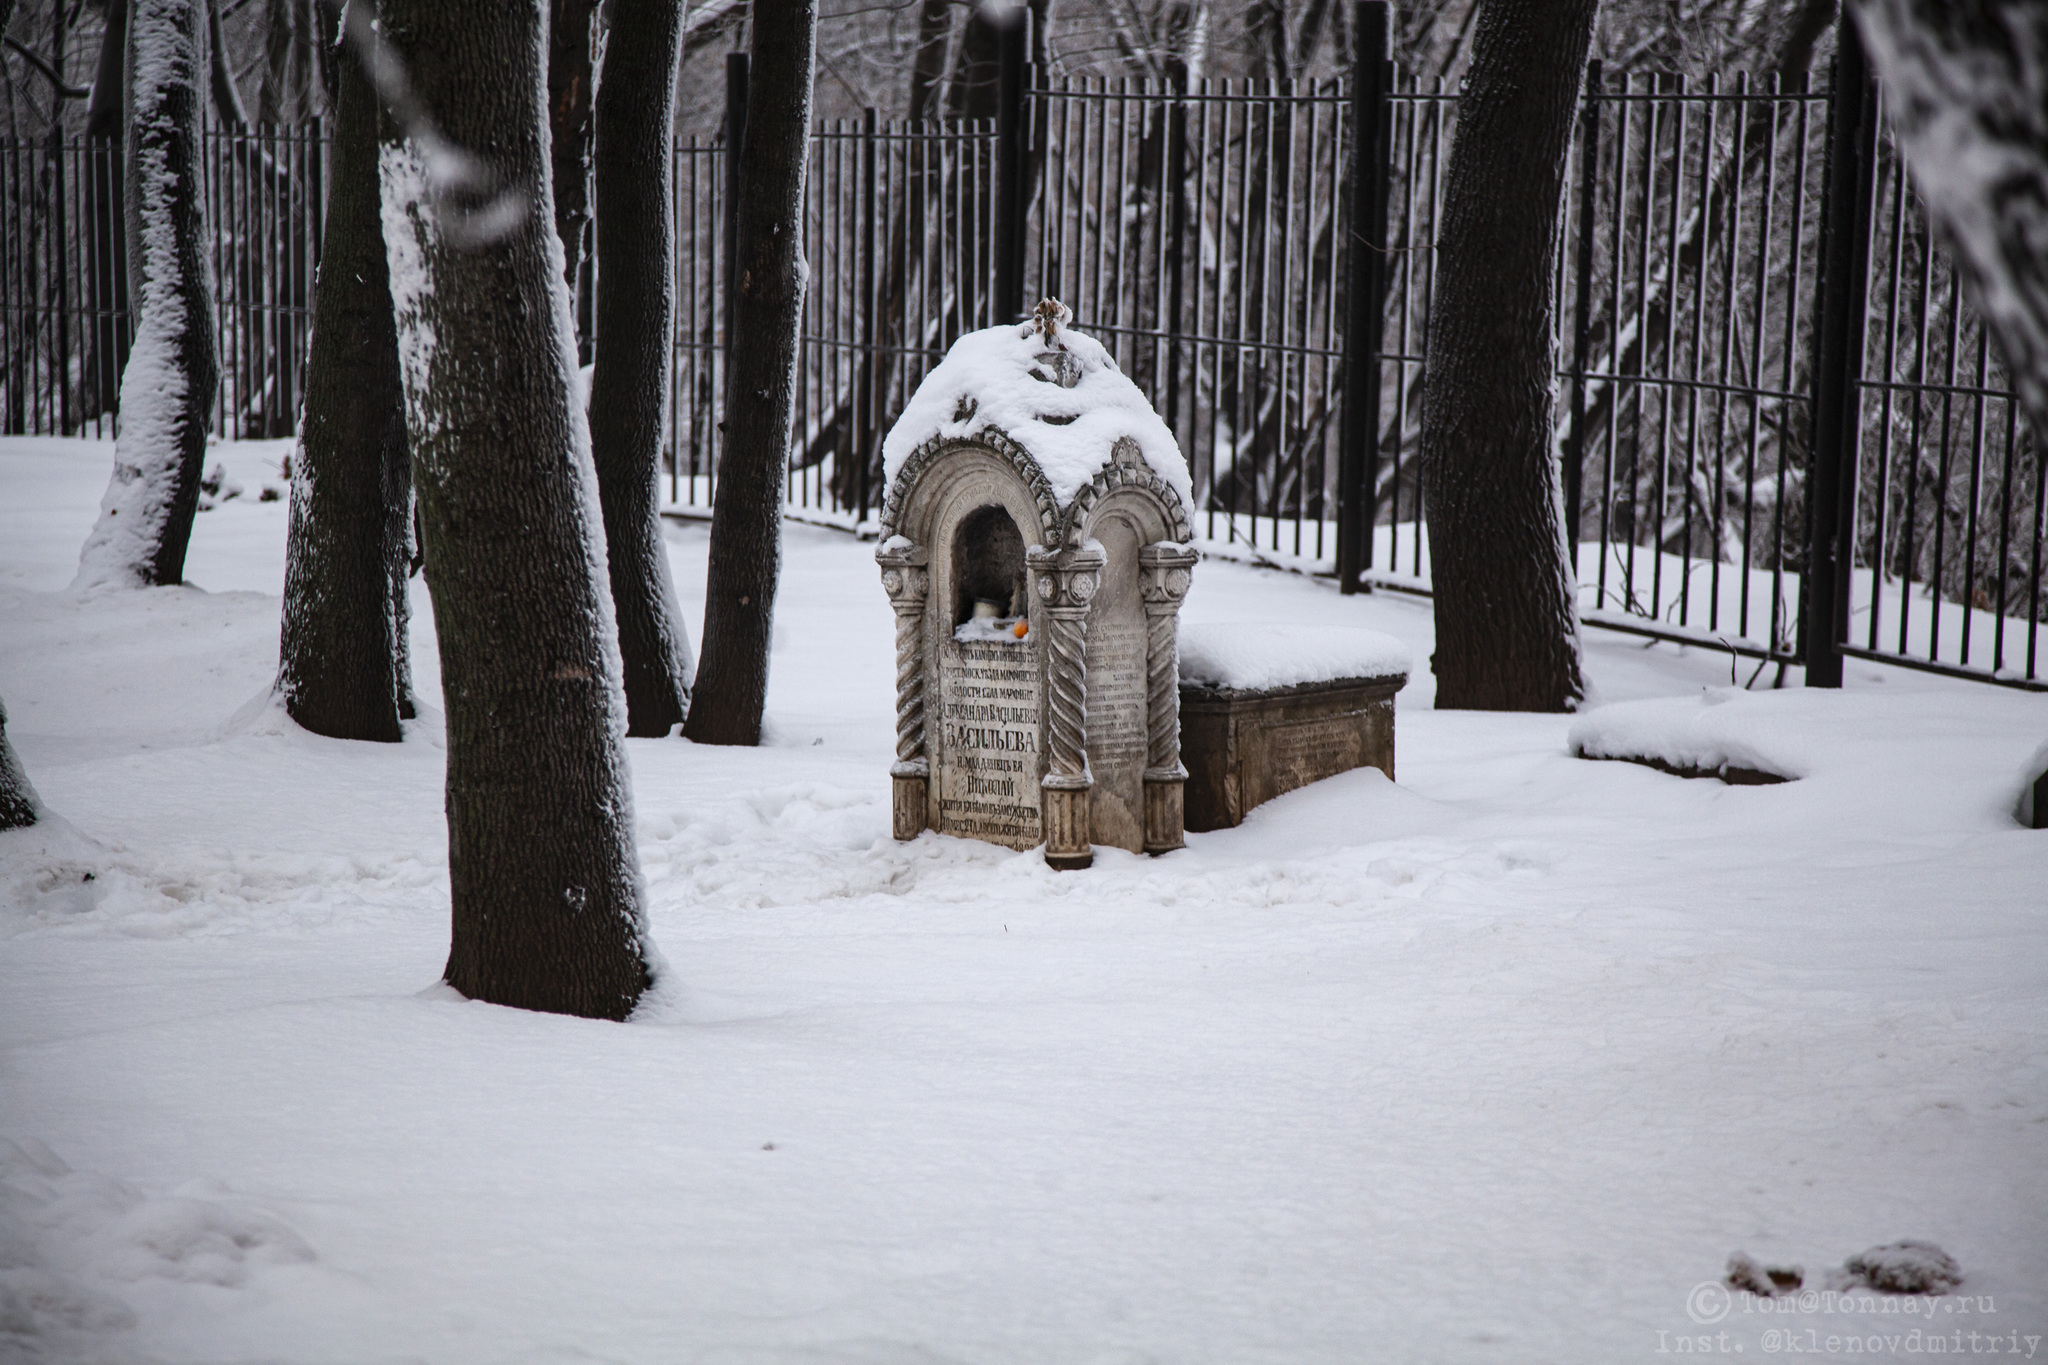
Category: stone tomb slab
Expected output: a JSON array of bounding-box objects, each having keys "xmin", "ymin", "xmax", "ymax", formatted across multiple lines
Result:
[
  {"xmin": 1179, "ymin": 674, "xmax": 1402, "ymax": 832},
  {"xmin": 935, "ymin": 636, "xmax": 1045, "ymax": 849},
  {"xmin": 1082, "ymin": 513, "xmax": 1149, "ymax": 851}
]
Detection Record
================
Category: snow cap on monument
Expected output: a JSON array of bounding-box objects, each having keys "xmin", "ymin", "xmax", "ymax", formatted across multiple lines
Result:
[{"xmin": 880, "ymin": 303, "xmax": 1193, "ymax": 512}]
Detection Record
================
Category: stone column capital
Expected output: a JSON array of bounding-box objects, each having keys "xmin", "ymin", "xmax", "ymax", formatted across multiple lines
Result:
[
  {"xmin": 877, "ymin": 539, "xmax": 930, "ymax": 610},
  {"xmin": 1138, "ymin": 542, "xmax": 1198, "ymax": 611},
  {"xmin": 1027, "ymin": 543, "xmax": 1107, "ymax": 612}
]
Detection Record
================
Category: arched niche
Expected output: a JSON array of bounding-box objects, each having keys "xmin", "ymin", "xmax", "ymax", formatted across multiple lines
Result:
[{"xmin": 896, "ymin": 447, "xmax": 1055, "ymax": 850}]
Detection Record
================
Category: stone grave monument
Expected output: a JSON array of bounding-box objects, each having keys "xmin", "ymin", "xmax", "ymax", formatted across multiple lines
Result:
[{"xmin": 876, "ymin": 301, "xmax": 1196, "ymax": 869}]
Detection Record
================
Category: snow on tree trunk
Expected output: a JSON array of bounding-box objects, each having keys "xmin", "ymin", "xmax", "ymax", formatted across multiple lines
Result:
[
  {"xmin": 276, "ymin": 20, "xmax": 412, "ymax": 742},
  {"xmin": 1418, "ymin": 0, "xmax": 1593, "ymax": 712},
  {"xmin": 548, "ymin": 0, "xmax": 600, "ymax": 303},
  {"xmin": 379, "ymin": 0, "xmax": 654, "ymax": 1019},
  {"xmin": 684, "ymin": 0, "xmax": 816, "ymax": 747},
  {"xmin": 588, "ymin": 0, "xmax": 694, "ymax": 738},
  {"xmin": 74, "ymin": 0, "xmax": 218, "ymax": 592},
  {"xmin": 1852, "ymin": 0, "xmax": 2048, "ymax": 438},
  {"xmin": 83, "ymin": 0, "xmax": 132, "ymax": 420},
  {"xmin": 0, "ymin": 699, "xmax": 41, "ymax": 832}
]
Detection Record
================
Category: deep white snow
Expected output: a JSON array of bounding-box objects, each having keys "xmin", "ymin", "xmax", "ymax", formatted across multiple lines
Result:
[
  {"xmin": 879, "ymin": 322, "xmax": 1194, "ymax": 511},
  {"xmin": 1179, "ymin": 621, "xmax": 1411, "ymax": 691},
  {"xmin": 3, "ymin": 435, "xmax": 2046, "ymax": 1364}
]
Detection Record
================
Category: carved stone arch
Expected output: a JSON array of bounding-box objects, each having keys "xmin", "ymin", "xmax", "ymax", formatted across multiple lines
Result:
[
  {"xmin": 1056, "ymin": 439, "xmax": 1194, "ymax": 550},
  {"xmin": 879, "ymin": 426, "xmax": 1062, "ymax": 545}
]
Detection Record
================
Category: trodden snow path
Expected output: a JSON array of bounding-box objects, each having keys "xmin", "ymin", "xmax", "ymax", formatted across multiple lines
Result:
[{"xmin": 2, "ymin": 436, "xmax": 2045, "ymax": 1365}]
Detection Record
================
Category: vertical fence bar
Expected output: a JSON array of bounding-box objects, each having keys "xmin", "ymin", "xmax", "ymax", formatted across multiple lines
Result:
[
  {"xmin": 1804, "ymin": 21, "xmax": 1877, "ymax": 687},
  {"xmin": 857, "ymin": 106, "xmax": 878, "ymax": 522},
  {"xmin": 993, "ymin": 13, "xmax": 1027, "ymax": 326},
  {"xmin": 1337, "ymin": 0, "xmax": 1389, "ymax": 593},
  {"xmin": 1565, "ymin": 60, "xmax": 1603, "ymax": 564},
  {"xmin": 723, "ymin": 52, "xmax": 748, "ymax": 405}
]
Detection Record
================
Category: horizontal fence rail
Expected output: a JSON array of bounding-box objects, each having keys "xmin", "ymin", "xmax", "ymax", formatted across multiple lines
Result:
[
  {"xmin": 1, "ymin": 125, "xmax": 324, "ymax": 443},
  {"xmin": 3, "ymin": 15, "xmax": 2041, "ymax": 689}
]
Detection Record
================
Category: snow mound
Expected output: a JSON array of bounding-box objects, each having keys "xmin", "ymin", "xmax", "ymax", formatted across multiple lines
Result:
[
  {"xmin": 0, "ymin": 1137, "xmax": 315, "ymax": 1354},
  {"xmin": 1178, "ymin": 622, "xmax": 1410, "ymax": 692},
  {"xmin": 1845, "ymin": 1241, "xmax": 1962, "ymax": 1295},
  {"xmin": 880, "ymin": 322, "xmax": 1192, "ymax": 511},
  {"xmin": 1568, "ymin": 690, "xmax": 1807, "ymax": 781}
]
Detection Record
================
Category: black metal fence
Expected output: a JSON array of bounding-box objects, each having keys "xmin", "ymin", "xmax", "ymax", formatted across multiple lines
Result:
[
  {"xmin": 1555, "ymin": 68, "xmax": 1832, "ymax": 673},
  {"xmin": 1, "ymin": 124, "xmax": 324, "ymax": 442},
  {"xmin": 3, "ymin": 6, "xmax": 2041, "ymax": 689}
]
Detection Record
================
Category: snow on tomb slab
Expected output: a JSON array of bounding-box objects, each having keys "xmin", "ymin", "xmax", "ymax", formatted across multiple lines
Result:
[
  {"xmin": 1567, "ymin": 691, "xmax": 1806, "ymax": 783},
  {"xmin": 1177, "ymin": 622, "xmax": 1411, "ymax": 692},
  {"xmin": 880, "ymin": 319, "xmax": 1193, "ymax": 510}
]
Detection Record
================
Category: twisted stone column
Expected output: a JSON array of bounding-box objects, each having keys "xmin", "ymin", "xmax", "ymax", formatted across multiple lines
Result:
[
  {"xmin": 1028, "ymin": 542, "xmax": 1104, "ymax": 870},
  {"xmin": 877, "ymin": 540, "xmax": 931, "ymax": 839},
  {"xmin": 1139, "ymin": 542, "xmax": 1198, "ymax": 853}
]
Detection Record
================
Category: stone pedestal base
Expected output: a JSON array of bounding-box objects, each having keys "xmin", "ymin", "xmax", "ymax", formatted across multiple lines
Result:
[
  {"xmin": 890, "ymin": 767, "xmax": 928, "ymax": 841},
  {"xmin": 1142, "ymin": 768, "xmax": 1186, "ymax": 854},
  {"xmin": 1040, "ymin": 781, "xmax": 1094, "ymax": 870},
  {"xmin": 1180, "ymin": 674, "xmax": 1403, "ymax": 832}
]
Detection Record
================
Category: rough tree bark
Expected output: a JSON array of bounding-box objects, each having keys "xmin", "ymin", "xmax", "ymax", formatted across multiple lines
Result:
[
  {"xmin": 0, "ymin": 699, "xmax": 41, "ymax": 832},
  {"xmin": 683, "ymin": 0, "xmax": 816, "ymax": 747},
  {"xmin": 1852, "ymin": 0, "xmax": 2048, "ymax": 438},
  {"xmin": 1418, "ymin": 0, "xmax": 1594, "ymax": 712},
  {"xmin": 74, "ymin": 0, "xmax": 219, "ymax": 591},
  {"xmin": 589, "ymin": 0, "xmax": 694, "ymax": 737},
  {"xmin": 276, "ymin": 20, "xmax": 413, "ymax": 742},
  {"xmin": 82, "ymin": 0, "xmax": 131, "ymax": 419},
  {"xmin": 379, "ymin": 0, "xmax": 654, "ymax": 1018},
  {"xmin": 549, "ymin": 0, "xmax": 599, "ymax": 299}
]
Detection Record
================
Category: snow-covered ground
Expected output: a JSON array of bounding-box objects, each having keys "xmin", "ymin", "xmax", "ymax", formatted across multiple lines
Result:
[{"xmin": 3, "ymin": 435, "xmax": 2045, "ymax": 1365}]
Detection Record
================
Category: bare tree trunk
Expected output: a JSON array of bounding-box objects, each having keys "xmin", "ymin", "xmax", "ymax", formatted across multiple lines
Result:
[
  {"xmin": 0, "ymin": 698, "xmax": 40, "ymax": 831},
  {"xmin": 1420, "ymin": 0, "xmax": 1593, "ymax": 711},
  {"xmin": 908, "ymin": 0, "xmax": 950, "ymax": 124},
  {"xmin": 256, "ymin": 0, "xmax": 314, "ymax": 124},
  {"xmin": 277, "ymin": 23, "xmax": 411, "ymax": 741},
  {"xmin": 1853, "ymin": 0, "xmax": 2048, "ymax": 439},
  {"xmin": 683, "ymin": 0, "xmax": 816, "ymax": 747},
  {"xmin": 209, "ymin": 0, "xmax": 249, "ymax": 128},
  {"xmin": 590, "ymin": 0, "xmax": 694, "ymax": 737},
  {"xmin": 75, "ymin": 0, "xmax": 218, "ymax": 590},
  {"xmin": 549, "ymin": 0, "xmax": 599, "ymax": 299},
  {"xmin": 379, "ymin": 0, "xmax": 654, "ymax": 1019},
  {"xmin": 82, "ymin": 0, "xmax": 130, "ymax": 419}
]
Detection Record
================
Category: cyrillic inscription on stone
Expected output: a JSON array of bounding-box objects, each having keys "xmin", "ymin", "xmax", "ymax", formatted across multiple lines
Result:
[
  {"xmin": 1084, "ymin": 612, "xmax": 1147, "ymax": 847},
  {"xmin": 937, "ymin": 637, "xmax": 1044, "ymax": 849}
]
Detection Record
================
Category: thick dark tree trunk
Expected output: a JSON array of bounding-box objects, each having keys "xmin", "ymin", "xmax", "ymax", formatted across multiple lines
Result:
[
  {"xmin": 74, "ymin": 0, "xmax": 218, "ymax": 590},
  {"xmin": 0, "ymin": 699, "xmax": 41, "ymax": 832},
  {"xmin": 276, "ymin": 28, "xmax": 412, "ymax": 742},
  {"xmin": 1853, "ymin": 0, "xmax": 2048, "ymax": 438},
  {"xmin": 946, "ymin": 4, "xmax": 1000, "ymax": 122},
  {"xmin": 1419, "ymin": 0, "xmax": 1592, "ymax": 712},
  {"xmin": 83, "ymin": 0, "xmax": 130, "ymax": 420},
  {"xmin": 683, "ymin": 0, "xmax": 815, "ymax": 747},
  {"xmin": 549, "ymin": 0, "xmax": 599, "ymax": 300},
  {"xmin": 907, "ymin": 0, "xmax": 951, "ymax": 124},
  {"xmin": 589, "ymin": 0, "xmax": 694, "ymax": 738},
  {"xmin": 380, "ymin": 0, "xmax": 654, "ymax": 1019},
  {"xmin": 209, "ymin": 0, "xmax": 249, "ymax": 128}
]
